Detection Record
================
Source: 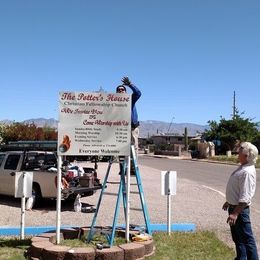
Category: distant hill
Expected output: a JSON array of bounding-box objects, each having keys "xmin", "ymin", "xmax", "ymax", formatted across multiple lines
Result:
[
  {"xmin": 139, "ymin": 120, "xmax": 208, "ymax": 138},
  {"xmin": 0, "ymin": 118, "xmax": 58, "ymax": 128},
  {"xmin": 23, "ymin": 118, "xmax": 58, "ymax": 128},
  {"xmin": 0, "ymin": 118, "xmax": 208, "ymax": 138}
]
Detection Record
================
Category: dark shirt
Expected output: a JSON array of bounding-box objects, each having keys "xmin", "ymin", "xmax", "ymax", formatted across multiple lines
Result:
[{"xmin": 128, "ymin": 84, "xmax": 141, "ymax": 128}]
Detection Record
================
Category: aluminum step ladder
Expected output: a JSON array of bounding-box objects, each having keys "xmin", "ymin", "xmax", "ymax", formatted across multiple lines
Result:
[{"xmin": 86, "ymin": 145, "xmax": 151, "ymax": 246}]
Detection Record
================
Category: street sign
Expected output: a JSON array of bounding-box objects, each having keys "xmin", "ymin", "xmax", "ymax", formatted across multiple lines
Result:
[
  {"xmin": 15, "ymin": 172, "xmax": 33, "ymax": 198},
  {"xmin": 161, "ymin": 171, "xmax": 177, "ymax": 196}
]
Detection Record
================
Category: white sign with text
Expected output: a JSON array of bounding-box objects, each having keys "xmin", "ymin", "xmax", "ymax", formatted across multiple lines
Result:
[{"xmin": 58, "ymin": 91, "xmax": 131, "ymax": 156}]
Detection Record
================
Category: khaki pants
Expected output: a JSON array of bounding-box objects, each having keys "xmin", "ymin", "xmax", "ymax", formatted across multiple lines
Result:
[
  {"xmin": 119, "ymin": 127, "xmax": 139, "ymax": 174},
  {"xmin": 131, "ymin": 127, "xmax": 139, "ymax": 158}
]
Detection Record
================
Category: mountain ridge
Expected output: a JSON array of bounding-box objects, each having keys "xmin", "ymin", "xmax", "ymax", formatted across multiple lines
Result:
[{"xmin": 0, "ymin": 118, "xmax": 208, "ymax": 138}]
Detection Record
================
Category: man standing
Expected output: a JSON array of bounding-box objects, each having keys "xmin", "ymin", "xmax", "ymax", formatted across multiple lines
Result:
[
  {"xmin": 222, "ymin": 142, "xmax": 259, "ymax": 259},
  {"xmin": 116, "ymin": 76, "xmax": 141, "ymax": 155}
]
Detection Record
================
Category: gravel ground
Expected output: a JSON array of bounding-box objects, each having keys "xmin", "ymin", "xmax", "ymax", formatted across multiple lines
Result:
[{"xmin": 1, "ymin": 160, "xmax": 259, "ymax": 253}]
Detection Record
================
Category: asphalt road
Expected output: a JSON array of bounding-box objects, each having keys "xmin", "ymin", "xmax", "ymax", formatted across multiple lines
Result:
[{"xmin": 139, "ymin": 156, "xmax": 260, "ymax": 212}]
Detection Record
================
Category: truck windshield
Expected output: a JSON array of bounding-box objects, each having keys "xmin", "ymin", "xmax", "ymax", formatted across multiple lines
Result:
[{"xmin": 26, "ymin": 152, "xmax": 57, "ymax": 170}]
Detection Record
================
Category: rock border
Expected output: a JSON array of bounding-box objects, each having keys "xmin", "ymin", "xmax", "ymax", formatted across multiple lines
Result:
[{"xmin": 26, "ymin": 227, "xmax": 155, "ymax": 260}]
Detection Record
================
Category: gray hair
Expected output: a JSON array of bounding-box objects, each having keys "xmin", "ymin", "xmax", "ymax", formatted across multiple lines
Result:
[{"xmin": 240, "ymin": 142, "xmax": 259, "ymax": 164}]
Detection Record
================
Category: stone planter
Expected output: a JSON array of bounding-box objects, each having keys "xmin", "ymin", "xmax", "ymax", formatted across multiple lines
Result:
[{"xmin": 26, "ymin": 227, "xmax": 155, "ymax": 260}]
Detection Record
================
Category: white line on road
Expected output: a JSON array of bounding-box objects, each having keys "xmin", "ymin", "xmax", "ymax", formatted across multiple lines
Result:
[
  {"xmin": 202, "ymin": 185, "xmax": 260, "ymax": 214},
  {"xmin": 202, "ymin": 185, "xmax": 225, "ymax": 197}
]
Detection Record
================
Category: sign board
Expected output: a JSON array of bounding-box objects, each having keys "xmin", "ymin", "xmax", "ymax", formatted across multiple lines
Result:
[
  {"xmin": 58, "ymin": 91, "xmax": 131, "ymax": 156},
  {"xmin": 15, "ymin": 172, "xmax": 33, "ymax": 198},
  {"xmin": 161, "ymin": 171, "xmax": 177, "ymax": 196}
]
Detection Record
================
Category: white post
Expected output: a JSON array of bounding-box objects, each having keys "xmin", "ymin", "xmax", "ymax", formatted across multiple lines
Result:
[
  {"xmin": 20, "ymin": 172, "xmax": 26, "ymax": 240},
  {"xmin": 167, "ymin": 189, "xmax": 171, "ymax": 235},
  {"xmin": 126, "ymin": 155, "xmax": 131, "ymax": 242},
  {"xmin": 56, "ymin": 156, "xmax": 62, "ymax": 244},
  {"xmin": 161, "ymin": 171, "xmax": 177, "ymax": 235}
]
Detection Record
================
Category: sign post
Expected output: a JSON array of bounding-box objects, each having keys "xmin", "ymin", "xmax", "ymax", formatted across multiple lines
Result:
[
  {"xmin": 56, "ymin": 156, "xmax": 62, "ymax": 244},
  {"xmin": 126, "ymin": 156, "xmax": 131, "ymax": 241},
  {"xmin": 161, "ymin": 171, "xmax": 177, "ymax": 235},
  {"xmin": 15, "ymin": 171, "xmax": 33, "ymax": 239}
]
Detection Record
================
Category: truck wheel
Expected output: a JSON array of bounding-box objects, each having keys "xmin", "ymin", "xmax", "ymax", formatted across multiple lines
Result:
[{"xmin": 31, "ymin": 184, "xmax": 42, "ymax": 208}]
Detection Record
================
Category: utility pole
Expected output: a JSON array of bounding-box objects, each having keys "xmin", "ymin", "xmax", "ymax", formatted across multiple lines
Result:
[
  {"xmin": 184, "ymin": 127, "xmax": 188, "ymax": 151},
  {"xmin": 167, "ymin": 116, "xmax": 175, "ymax": 134},
  {"xmin": 232, "ymin": 91, "xmax": 236, "ymax": 119}
]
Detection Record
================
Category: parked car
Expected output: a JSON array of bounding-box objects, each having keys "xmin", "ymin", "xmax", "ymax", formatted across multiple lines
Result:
[{"xmin": 0, "ymin": 150, "xmax": 101, "ymax": 208}]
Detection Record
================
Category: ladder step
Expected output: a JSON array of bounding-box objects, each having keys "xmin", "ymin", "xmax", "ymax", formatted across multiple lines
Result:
[
  {"xmin": 130, "ymin": 191, "xmax": 139, "ymax": 194},
  {"xmin": 130, "ymin": 207, "xmax": 143, "ymax": 211},
  {"xmin": 103, "ymin": 192, "xmax": 118, "ymax": 196},
  {"xmin": 107, "ymin": 181, "xmax": 120, "ymax": 184}
]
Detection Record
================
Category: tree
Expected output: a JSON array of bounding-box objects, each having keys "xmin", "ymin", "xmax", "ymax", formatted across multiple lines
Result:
[
  {"xmin": 0, "ymin": 123, "xmax": 57, "ymax": 144},
  {"xmin": 0, "ymin": 124, "xmax": 6, "ymax": 144},
  {"xmin": 203, "ymin": 113, "xmax": 259, "ymax": 153},
  {"xmin": 252, "ymin": 131, "xmax": 260, "ymax": 151}
]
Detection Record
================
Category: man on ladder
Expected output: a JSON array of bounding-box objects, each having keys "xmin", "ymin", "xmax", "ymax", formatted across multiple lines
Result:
[
  {"xmin": 87, "ymin": 77, "xmax": 150, "ymax": 246},
  {"xmin": 116, "ymin": 76, "xmax": 141, "ymax": 174}
]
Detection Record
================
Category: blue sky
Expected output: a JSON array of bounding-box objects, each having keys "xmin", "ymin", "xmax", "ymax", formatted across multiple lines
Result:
[{"xmin": 1, "ymin": 1, "xmax": 259, "ymax": 125}]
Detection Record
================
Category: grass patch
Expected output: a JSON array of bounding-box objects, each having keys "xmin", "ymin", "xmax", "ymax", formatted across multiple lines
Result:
[
  {"xmin": 210, "ymin": 155, "xmax": 260, "ymax": 168},
  {"xmin": 149, "ymin": 231, "xmax": 235, "ymax": 260},
  {"xmin": 60, "ymin": 233, "xmax": 126, "ymax": 248},
  {"xmin": 0, "ymin": 238, "xmax": 31, "ymax": 260},
  {"xmin": 211, "ymin": 155, "xmax": 238, "ymax": 163},
  {"xmin": 0, "ymin": 231, "xmax": 235, "ymax": 259}
]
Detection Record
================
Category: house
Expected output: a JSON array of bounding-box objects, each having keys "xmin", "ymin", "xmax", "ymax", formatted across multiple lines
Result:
[
  {"xmin": 149, "ymin": 133, "xmax": 196, "ymax": 156},
  {"xmin": 150, "ymin": 134, "xmax": 190, "ymax": 146}
]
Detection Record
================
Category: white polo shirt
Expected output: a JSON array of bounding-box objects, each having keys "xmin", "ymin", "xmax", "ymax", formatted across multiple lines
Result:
[{"xmin": 226, "ymin": 163, "xmax": 256, "ymax": 206}]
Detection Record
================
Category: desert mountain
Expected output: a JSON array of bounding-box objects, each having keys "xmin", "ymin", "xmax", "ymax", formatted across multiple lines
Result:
[{"xmin": 0, "ymin": 118, "xmax": 208, "ymax": 138}]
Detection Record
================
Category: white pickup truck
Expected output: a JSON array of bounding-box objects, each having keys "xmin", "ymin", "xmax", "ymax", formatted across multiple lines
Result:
[{"xmin": 0, "ymin": 150, "xmax": 101, "ymax": 207}]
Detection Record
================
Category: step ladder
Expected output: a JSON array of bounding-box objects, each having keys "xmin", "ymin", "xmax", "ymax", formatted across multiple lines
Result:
[{"xmin": 86, "ymin": 145, "xmax": 151, "ymax": 246}]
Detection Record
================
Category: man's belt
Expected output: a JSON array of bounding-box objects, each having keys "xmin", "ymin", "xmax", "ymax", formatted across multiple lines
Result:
[
  {"xmin": 229, "ymin": 204, "xmax": 249, "ymax": 209},
  {"xmin": 131, "ymin": 122, "xmax": 140, "ymax": 129}
]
